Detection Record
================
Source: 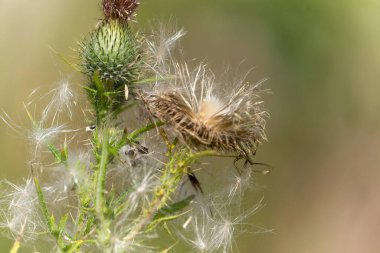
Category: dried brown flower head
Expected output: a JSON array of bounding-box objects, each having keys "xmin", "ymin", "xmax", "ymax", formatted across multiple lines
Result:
[
  {"xmin": 138, "ymin": 64, "xmax": 267, "ymax": 163},
  {"xmin": 102, "ymin": 0, "xmax": 140, "ymax": 22}
]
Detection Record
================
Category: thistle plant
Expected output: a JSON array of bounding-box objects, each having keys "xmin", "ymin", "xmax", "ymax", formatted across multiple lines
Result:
[{"xmin": 0, "ymin": 1, "xmax": 269, "ymax": 252}]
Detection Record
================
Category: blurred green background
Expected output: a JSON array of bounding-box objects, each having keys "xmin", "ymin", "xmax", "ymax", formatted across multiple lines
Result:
[{"xmin": 1, "ymin": 0, "xmax": 380, "ymax": 252}]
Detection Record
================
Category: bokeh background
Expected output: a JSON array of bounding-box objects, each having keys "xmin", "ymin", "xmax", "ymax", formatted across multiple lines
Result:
[{"xmin": 1, "ymin": 0, "xmax": 380, "ymax": 252}]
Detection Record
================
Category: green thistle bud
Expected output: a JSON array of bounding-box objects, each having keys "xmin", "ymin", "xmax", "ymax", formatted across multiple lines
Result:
[
  {"xmin": 81, "ymin": 19, "xmax": 142, "ymax": 86},
  {"xmin": 80, "ymin": 19, "xmax": 143, "ymax": 121}
]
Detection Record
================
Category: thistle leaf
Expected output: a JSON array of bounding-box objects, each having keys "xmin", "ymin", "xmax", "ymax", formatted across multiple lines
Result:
[
  {"xmin": 153, "ymin": 195, "xmax": 195, "ymax": 222},
  {"xmin": 48, "ymin": 144, "xmax": 61, "ymax": 163}
]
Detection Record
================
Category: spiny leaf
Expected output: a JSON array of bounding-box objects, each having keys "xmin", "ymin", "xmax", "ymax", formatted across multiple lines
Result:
[
  {"xmin": 34, "ymin": 178, "xmax": 55, "ymax": 232},
  {"xmin": 93, "ymin": 71, "xmax": 104, "ymax": 94},
  {"xmin": 153, "ymin": 195, "xmax": 195, "ymax": 221},
  {"xmin": 148, "ymin": 213, "xmax": 186, "ymax": 232},
  {"xmin": 48, "ymin": 143, "xmax": 68, "ymax": 164},
  {"xmin": 48, "ymin": 144, "xmax": 61, "ymax": 163},
  {"xmin": 58, "ymin": 214, "xmax": 69, "ymax": 234},
  {"xmin": 62, "ymin": 141, "xmax": 69, "ymax": 163},
  {"xmin": 50, "ymin": 215, "xmax": 56, "ymax": 232},
  {"xmin": 63, "ymin": 240, "xmax": 85, "ymax": 253},
  {"xmin": 83, "ymin": 216, "xmax": 95, "ymax": 237}
]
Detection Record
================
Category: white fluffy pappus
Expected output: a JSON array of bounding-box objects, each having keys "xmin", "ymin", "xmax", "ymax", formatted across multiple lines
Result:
[
  {"xmin": 0, "ymin": 179, "xmax": 46, "ymax": 242},
  {"xmin": 0, "ymin": 79, "xmax": 80, "ymax": 162},
  {"xmin": 41, "ymin": 79, "xmax": 77, "ymax": 125},
  {"xmin": 110, "ymin": 144, "xmax": 161, "ymax": 226},
  {"xmin": 179, "ymin": 198, "xmax": 265, "ymax": 253},
  {"xmin": 144, "ymin": 22, "xmax": 186, "ymax": 79},
  {"xmin": 42, "ymin": 151, "xmax": 92, "ymax": 201}
]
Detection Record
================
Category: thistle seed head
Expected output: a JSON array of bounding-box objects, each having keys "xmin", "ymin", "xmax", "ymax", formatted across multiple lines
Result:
[
  {"xmin": 138, "ymin": 64, "xmax": 267, "ymax": 163},
  {"xmin": 102, "ymin": 0, "xmax": 140, "ymax": 22},
  {"xmin": 80, "ymin": 19, "xmax": 142, "ymax": 86}
]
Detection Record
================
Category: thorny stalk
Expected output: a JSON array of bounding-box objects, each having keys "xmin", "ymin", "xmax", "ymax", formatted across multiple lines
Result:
[{"xmin": 95, "ymin": 129, "xmax": 109, "ymax": 218}]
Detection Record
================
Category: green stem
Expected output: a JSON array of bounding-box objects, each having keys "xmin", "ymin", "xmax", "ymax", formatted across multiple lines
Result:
[
  {"xmin": 95, "ymin": 130, "xmax": 109, "ymax": 217},
  {"xmin": 185, "ymin": 150, "xmax": 220, "ymax": 164},
  {"xmin": 123, "ymin": 149, "xmax": 214, "ymax": 242},
  {"xmin": 123, "ymin": 152, "xmax": 183, "ymax": 242},
  {"xmin": 127, "ymin": 121, "xmax": 164, "ymax": 140},
  {"xmin": 9, "ymin": 239, "xmax": 20, "ymax": 253}
]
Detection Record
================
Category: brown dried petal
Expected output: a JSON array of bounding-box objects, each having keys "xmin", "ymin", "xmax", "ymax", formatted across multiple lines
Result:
[{"xmin": 102, "ymin": 0, "xmax": 140, "ymax": 21}]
